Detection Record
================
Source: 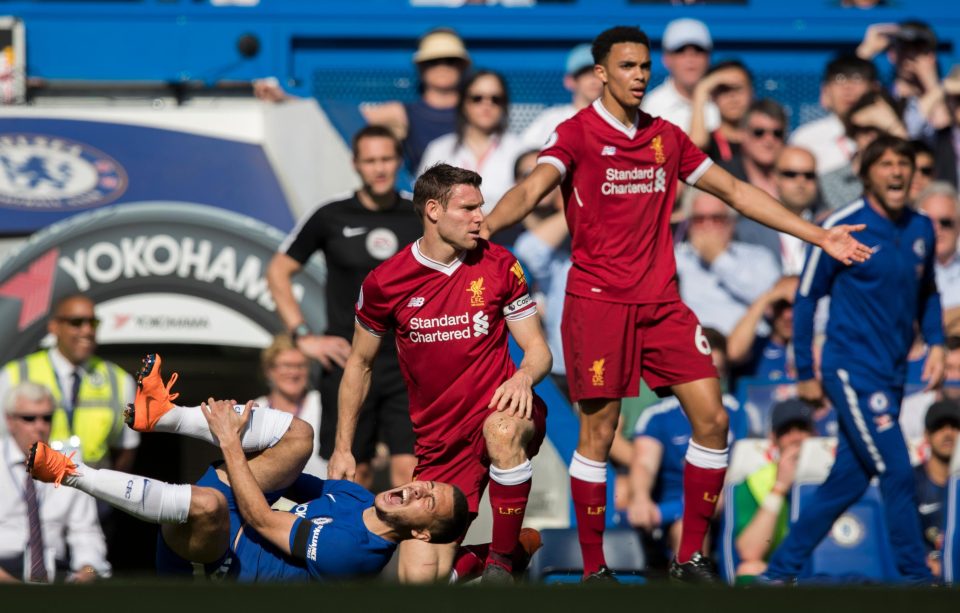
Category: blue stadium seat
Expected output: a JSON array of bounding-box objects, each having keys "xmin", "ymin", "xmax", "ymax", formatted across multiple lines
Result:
[
  {"xmin": 790, "ymin": 438, "xmax": 900, "ymax": 583},
  {"xmin": 526, "ymin": 527, "xmax": 646, "ymax": 584},
  {"xmin": 943, "ymin": 445, "xmax": 960, "ymax": 585}
]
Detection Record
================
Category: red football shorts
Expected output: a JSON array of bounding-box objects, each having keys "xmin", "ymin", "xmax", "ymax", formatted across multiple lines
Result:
[
  {"xmin": 412, "ymin": 395, "xmax": 547, "ymax": 515},
  {"xmin": 561, "ymin": 295, "xmax": 718, "ymax": 402}
]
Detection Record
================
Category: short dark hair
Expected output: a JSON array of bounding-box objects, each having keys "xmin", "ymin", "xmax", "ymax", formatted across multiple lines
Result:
[
  {"xmin": 52, "ymin": 293, "xmax": 93, "ymax": 316},
  {"xmin": 513, "ymin": 149, "xmax": 541, "ymax": 182},
  {"xmin": 456, "ymin": 70, "xmax": 510, "ymax": 143},
  {"xmin": 706, "ymin": 59, "xmax": 754, "ymax": 85},
  {"xmin": 428, "ymin": 485, "xmax": 470, "ymax": 544},
  {"xmin": 858, "ymin": 135, "xmax": 915, "ymax": 184},
  {"xmin": 843, "ymin": 90, "xmax": 903, "ymax": 140},
  {"xmin": 910, "ymin": 138, "xmax": 934, "ymax": 158},
  {"xmin": 823, "ymin": 55, "xmax": 878, "ymax": 83},
  {"xmin": 741, "ymin": 98, "xmax": 787, "ymax": 130},
  {"xmin": 413, "ymin": 163, "xmax": 483, "ymax": 218},
  {"xmin": 352, "ymin": 125, "xmax": 402, "ymax": 159},
  {"xmin": 592, "ymin": 26, "xmax": 650, "ymax": 65}
]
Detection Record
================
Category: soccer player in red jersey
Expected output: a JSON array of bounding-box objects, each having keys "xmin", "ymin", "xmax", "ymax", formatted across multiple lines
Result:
[
  {"xmin": 328, "ymin": 164, "xmax": 551, "ymax": 583},
  {"xmin": 483, "ymin": 26, "xmax": 873, "ymax": 582}
]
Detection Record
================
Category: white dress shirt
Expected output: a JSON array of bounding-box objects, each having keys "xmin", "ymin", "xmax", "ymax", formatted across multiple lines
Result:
[
  {"xmin": 640, "ymin": 78, "xmax": 720, "ymax": 134},
  {"xmin": 0, "ymin": 437, "xmax": 111, "ymax": 581},
  {"xmin": 935, "ymin": 254, "xmax": 960, "ymax": 311},
  {"xmin": 675, "ymin": 241, "xmax": 781, "ymax": 336}
]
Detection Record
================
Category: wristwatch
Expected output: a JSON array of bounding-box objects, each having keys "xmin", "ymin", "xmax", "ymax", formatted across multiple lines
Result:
[{"xmin": 290, "ymin": 322, "xmax": 311, "ymax": 343}]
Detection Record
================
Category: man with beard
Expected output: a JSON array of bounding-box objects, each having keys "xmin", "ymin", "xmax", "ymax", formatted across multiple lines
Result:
[
  {"xmin": 760, "ymin": 136, "xmax": 945, "ymax": 585},
  {"xmin": 268, "ymin": 126, "xmax": 420, "ymax": 488},
  {"xmin": 28, "ymin": 353, "xmax": 469, "ymax": 581}
]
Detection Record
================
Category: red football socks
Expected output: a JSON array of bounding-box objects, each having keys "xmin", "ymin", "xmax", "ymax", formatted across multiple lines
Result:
[
  {"xmin": 487, "ymin": 478, "xmax": 532, "ymax": 571},
  {"xmin": 677, "ymin": 441, "xmax": 728, "ymax": 563},
  {"xmin": 570, "ymin": 476, "xmax": 607, "ymax": 575}
]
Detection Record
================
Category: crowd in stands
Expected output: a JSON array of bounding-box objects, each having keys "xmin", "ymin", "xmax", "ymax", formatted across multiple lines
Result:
[{"xmin": 4, "ymin": 12, "xmax": 960, "ymax": 584}]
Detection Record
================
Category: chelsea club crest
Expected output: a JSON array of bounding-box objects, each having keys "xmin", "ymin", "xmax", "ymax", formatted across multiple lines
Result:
[{"xmin": 0, "ymin": 134, "xmax": 127, "ymax": 210}]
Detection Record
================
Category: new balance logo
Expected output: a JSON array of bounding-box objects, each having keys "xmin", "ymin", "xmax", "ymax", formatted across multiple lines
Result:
[
  {"xmin": 601, "ymin": 146, "xmax": 616, "ymax": 156},
  {"xmin": 472, "ymin": 311, "xmax": 489, "ymax": 337},
  {"xmin": 407, "ymin": 297, "xmax": 425, "ymax": 307},
  {"xmin": 342, "ymin": 226, "xmax": 368, "ymax": 238}
]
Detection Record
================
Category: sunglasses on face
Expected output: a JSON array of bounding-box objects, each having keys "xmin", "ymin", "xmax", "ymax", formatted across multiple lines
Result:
[
  {"xmin": 56, "ymin": 316, "xmax": 100, "ymax": 329},
  {"xmin": 420, "ymin": 58, "xmax": 464, "ymax": 69},
  {"xmin": 691, "ymin": 213, "xmax": 731, "ymax": 224},
  {"xmin": 12, "ymin": 414, "xmax": 54, "ymax": 423},
  {"xmin": 750, "ymin": 127, "xmax": 785, "ymax": 139},
  {"xmin": 935, "ymin": 217, "xmax": 957, "ymax": 230},
  {"xmin": 917, "ymin": 165, "xmax": 935, "ymax": 177},
  {"xmin": 777, "ymin": 169, "xmax": 817, "ymax": 181},
  {"xmin": 466, "ymin": 94, "xmax": 505, "ymax": 106}
]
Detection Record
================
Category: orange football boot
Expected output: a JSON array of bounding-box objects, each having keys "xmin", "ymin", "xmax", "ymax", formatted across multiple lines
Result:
[
  {"xmin": 27, "ymin": 441, "xmax": 77, "ymax": 487},
  {"xmin": 125, "ymin": 353, "xmax": 179, "ymax": 432}
]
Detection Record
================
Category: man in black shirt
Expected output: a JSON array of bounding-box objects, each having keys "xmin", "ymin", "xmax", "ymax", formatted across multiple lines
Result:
[{"xmin": 268, "ymin": 126, "xmax": 420, "ymax": 489}]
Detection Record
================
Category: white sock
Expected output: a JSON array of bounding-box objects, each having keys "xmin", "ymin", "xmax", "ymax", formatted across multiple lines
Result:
[
  {"xmin": 65, "ymin": 463, "xmax": 191, "ymax": 524},
  {"xmin": 154, "ymin": 404, "xmax": 294, "ymax": 452}
]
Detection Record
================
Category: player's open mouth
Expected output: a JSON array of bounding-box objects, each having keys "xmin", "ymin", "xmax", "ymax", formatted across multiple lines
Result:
[
  {"xmin": 886, "ymin": 183, "xmax": 906, "ymax": 197},
  {"xmin": 386, "ymin": 488, "xmax": 409, "ymax": 506}
]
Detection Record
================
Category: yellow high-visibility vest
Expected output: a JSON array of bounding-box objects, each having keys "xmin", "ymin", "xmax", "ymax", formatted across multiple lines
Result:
[{"xmin": 4, "ymin": 350, "xmax": 130, "ymax": 466}]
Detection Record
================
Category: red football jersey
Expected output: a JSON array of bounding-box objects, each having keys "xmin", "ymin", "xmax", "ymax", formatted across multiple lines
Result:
[
  {"xmin": 538, "ymin": 98, "xmax": 713, "ymax": 304},
  {"xmin": 355, "ymin": 239, "xmax": 537, "ymax": 451}
]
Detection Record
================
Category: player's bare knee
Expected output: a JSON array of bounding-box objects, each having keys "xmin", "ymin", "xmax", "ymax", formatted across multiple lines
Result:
[
  {"xmin": 482, "ymin": 414, "xmax": 526, "ymax": 451},
  {"xmin": 188, "ymin": 487, "xmax": 227, "ymax": 525},
  {"xmin": 691, "ymin": 407, "xmax": 728, "ymax": 441},
  {"xmin": 284, "ymin": 417, "xmax": 315, "ymax": 458}
]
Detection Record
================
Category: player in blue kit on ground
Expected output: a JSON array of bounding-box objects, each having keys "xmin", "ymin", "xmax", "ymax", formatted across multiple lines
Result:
[
  {"xmin": 28, "ymin": 354, "xmax": 469, "ymax": 581},
  {"xmin": 761, "ymin": 136, "xmax": 946, "ymax": 584}
]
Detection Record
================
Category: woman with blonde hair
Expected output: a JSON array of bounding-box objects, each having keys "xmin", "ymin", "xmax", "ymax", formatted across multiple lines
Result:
[{"xmin": 255, "ymin": 334, "xmax": 326, "ymax": 477}]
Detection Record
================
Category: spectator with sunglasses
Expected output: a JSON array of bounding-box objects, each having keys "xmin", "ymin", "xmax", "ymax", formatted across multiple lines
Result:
[
  {"xmin": 675, "ymin": 189, "xmax": 780, "ymax": 336},
  {"xmin": 910, "ymin": 140, "xmax": 938, "ymax": 201},
  {"xmin": 0, "ymin": 381, "xmax": 110, "ymax": 583},
  {"xmin": 736, "ymin": 147, "xmax": 821, "ymax": 274},
  {"xmin": 417, "ymin": 70, "xmax": 524, "ymax": 214},
  {"xmin": 362, "ymin": 28, "xmax": 471, "ymax": 176},
  {"xmin": 719, "ymin": 99, "xmax": 788, "ymax": 199},
  {"xmin": 917, "ymin": 182, "xmax": 960, "ymax": 311},
  {"xmin": 0, "ymin": 295, "xmax": 138, "ymax": 472}
]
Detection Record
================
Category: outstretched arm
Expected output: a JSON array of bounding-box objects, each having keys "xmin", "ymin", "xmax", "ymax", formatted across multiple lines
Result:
[
  {"xmin": 328, "ymin": 323, "xmax": 382, "ymax": 480},
  {"xmin": 695, "ymin": 164, "xmax": 872, "ymax": 265},
  {"xmin": 203, "ymin": 399, "xmax": 296, "ymax": 555},
  {"xmin": 483, "ymin": 163, "xmax": 562, "ymax": 237}
]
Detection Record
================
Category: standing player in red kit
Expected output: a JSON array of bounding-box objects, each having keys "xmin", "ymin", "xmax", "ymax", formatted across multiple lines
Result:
[
  {"xmin": 484, "ymin": 26, "xmax": 872, "ymax": 582},
  {"xmin": 328, "ymin": 164, "xmax": 550, "ymax": 584}
]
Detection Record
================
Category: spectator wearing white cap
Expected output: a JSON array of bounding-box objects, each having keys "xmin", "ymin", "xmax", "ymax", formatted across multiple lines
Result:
[
  {"xmin": 641, "ymin": 18, "xmax": 719, "ymax": 134},
  {"xmin": 362, "ymin": 28, "xmax": 471, "ymax": 175},
  {"xmin": 520, "ymin": 43, "xmax": 604, "ymax": 150}
]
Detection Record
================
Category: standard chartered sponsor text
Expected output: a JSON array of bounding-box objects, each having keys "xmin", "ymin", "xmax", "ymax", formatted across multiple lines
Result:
[
  {"xmin": 409, "ymin": 312, "xmax": 471, "ymax": 343},
  {"xmin": 601, "ymin": 166, "xmax": 667, "ymax": 196}
]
